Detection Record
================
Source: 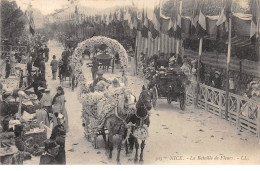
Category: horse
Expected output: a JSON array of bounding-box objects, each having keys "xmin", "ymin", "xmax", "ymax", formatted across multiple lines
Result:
[
  {"xmin": 101, "ymin": 92, "xmax": 137, "ymax": 163},
  {"xmin": 128, "ymin": 86, "xmax": 152, "ymax": 163},
  {"xmin": 58, "ymin": 59, "xmax": 75, "ymax": 88}
]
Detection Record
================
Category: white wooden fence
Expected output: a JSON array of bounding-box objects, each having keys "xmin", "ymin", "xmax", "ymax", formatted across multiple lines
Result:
[{"xmin": 186, "ymin": 82, "xmax": 260, "ymax": 136}]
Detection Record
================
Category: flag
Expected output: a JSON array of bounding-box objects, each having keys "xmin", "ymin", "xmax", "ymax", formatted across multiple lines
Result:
[
  {"xmin": 141, "ymin": 8, "xmax": 149, "ymax": 38},
  {"xmin": 176, "ymin": 14, "xmax": 182, "ymax": 39},
  {"xmin": 168, "ymin": 19, "xmax": 175, "ymax": 37},
  {"xmin": 198, "ymin": 11, "xmax": 206, "ymax": 30},
  {"xmin": 249, "ymin": 0, "xmax": 259, "ymax": 38},
  {"xmin": 216, "ymin": 9, "xmax": 227, "ymax": 26},
  {"xmin": 124, "ymin": 8, "xmax": 131, "ymax": 24},
  {"xmin": 152, "ymin": 0, "xmax": 160, "ymax": 32},
  {"xmin": 25, "ymin": 9, "xmax": 35, "ymax": 36}
]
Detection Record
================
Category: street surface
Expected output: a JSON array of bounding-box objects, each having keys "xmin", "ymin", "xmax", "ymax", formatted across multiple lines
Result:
[{"xmin": 25, "ymin": 40, "xmax": 260, "ymax": 165}]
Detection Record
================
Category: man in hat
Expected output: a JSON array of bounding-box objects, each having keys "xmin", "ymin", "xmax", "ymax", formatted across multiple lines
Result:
[
  {"xmin": 44, "ymin": 45, "xmax": 49, "ymax": 62},
  {"xmin": 50, "ymin": 113, "xmax": 66, "ymax": 164},
  {"xmin": 91, "ymin": 57, "xmax": 99, "ymax": 80},
  {"xmin": 50, "ymin": 55, "xmax": 58, "ymax": 80},
  {"xmin": 40, "ymin": 89, "xmax": 53, "ymax": 120},
  {"xmin": 211, "ymin": 71, "xmax": 222, "ymax": 89},
  {"xmin": 93, "ymin": 70, "xmax": 109, "ymax": 88},
  {"xmin": 40, "ymin": 139, "xmax": 60, "ymax": 165}
]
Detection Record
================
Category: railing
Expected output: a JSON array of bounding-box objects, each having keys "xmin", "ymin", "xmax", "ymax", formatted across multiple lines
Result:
[
  {"xmin": 1, "ymin": 45, "xmax": 27, "ymax": 57},
  {"xmin": 186, "ymin": 82, "xmax": 260, "ymax": 136}
]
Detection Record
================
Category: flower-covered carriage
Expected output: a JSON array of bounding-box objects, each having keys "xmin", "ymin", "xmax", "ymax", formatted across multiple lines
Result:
[{"xmin": 79, "ymin": 80, "xmax": 137, "ymax": 148}]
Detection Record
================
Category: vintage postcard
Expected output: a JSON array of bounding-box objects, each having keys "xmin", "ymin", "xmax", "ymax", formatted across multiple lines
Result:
[{"xmin": 0, "ymin": 0, "xmax": 260, "ymax": 165}]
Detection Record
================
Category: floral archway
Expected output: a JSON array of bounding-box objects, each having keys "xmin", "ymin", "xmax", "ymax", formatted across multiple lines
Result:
[{"xmin": 70, "ymin": 36, "xmax": 128, "ymax": 86}]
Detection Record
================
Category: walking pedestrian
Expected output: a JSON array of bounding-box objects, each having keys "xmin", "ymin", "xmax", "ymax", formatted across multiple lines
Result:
[
  {"xmin": 50, "ymin": 55, "xmax": 58, "ymax": 80},
  {"xmin": 52, "ymin": 86, "xmax": 69, "ymax": 132},
  {"xmin": 91, "ymin": 57, "xmax": 99, "ymax": 80}
]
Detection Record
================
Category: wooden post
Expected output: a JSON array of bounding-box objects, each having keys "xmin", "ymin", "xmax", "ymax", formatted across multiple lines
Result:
[
  {"xmin": 236, "ymin": 97, "xmax": 241, "ymax": 129},
  {"xmin": 257, "ymin": 105, "xmax": 260, "ymax": 143},
  {"xmin": 225, "ymin": 14, "xmax": 232, "ymax": 121},
  {"xmin": 195, "ymin": 38, "xmax": 203, "ymax": 107}
]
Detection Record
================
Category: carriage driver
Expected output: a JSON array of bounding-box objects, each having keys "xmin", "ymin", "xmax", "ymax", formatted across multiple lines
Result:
[{"xmin": 92, "ymin": 70, "xmax": 110, "ymax": 88}]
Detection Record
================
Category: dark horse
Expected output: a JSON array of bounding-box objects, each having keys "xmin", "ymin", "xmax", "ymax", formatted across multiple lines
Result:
[
  {"xmin": 101, "ymin": 87, "xmax": 152, "ymax": 163},
  {"xmin": 101, "ymin": 92, "xmax": 136, "ymax": 163},
  {"xmin": 128, "ymin": 86, "xmax": 152, "ymax": 162}
]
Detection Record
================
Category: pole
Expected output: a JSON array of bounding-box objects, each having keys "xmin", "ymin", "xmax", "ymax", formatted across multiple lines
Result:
[
  {"xmin": 225, "ymin": 14, "xmax": 232, "ymax": 120},
  {"xmin": 134, "ymin": 32, "xmax": 138, "ymax": 75},
  {"xmin": 195, "ymin": 38, "xmax": 203, "ymax": 107},
  {"xmin": 176, "ymin": 0, "xmax": 182, "ymax": 59}
]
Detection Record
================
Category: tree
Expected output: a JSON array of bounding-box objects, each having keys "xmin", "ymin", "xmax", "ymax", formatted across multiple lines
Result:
[{"xmin": 1, "ymin": 0, "xmax": 26, "ymax": 44}]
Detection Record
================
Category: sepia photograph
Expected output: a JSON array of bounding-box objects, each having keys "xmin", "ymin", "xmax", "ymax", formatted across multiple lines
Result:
[{"xmin": 0, "ymin": 0, "xmax": 260, "ymax": 166}]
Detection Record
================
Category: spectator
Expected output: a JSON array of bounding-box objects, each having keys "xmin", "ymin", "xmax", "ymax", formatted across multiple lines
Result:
[
  {"xmin": 5, "ymin": 58, "xmax": 11, "ymax": 78},
  {"xmin": 44, "ymin": 45, "xmax": 49, "ymax": 62},
  {"xmin": 36, "ymin": 106, "xmax": 50, "ymax": 127},
  {"xmin": 211, "ymin": 71, "xmax": 222, "ymax": 89},
  {"xmin": 40, "ymin": 89, "xmax": 53, "ymax": 120},
  {"xmin": 50, "ymin": 113, "xmax": 66, "ymax": 165},
  {"xmin": 40, "ymin": 139, "xmax": 60, "ymax": 165},
  {"xmin": 91, "ymin": 57, "xmax": 99, "ymax": 80},
  {"xmin": 229, "ymin": 76, "xmax": 235, "ymax": 94},
  {"xmin": 52, "ymin": 86, "xmax": 69, "ymax": 132},
  {"xmin": 24, "ymin": 74, "xmax": 42, "ymax": 100},
  {"xmin": 40, "ymin": 59, "xmax": 46, "ymax": 80},
  {"xmin": 50, "ymin": 55, "xmax": 58, "ymax": 80}
]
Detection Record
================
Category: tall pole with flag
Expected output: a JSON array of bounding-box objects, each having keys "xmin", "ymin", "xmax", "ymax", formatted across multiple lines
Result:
[
  {"xmin": 222, "ymin": 0, "xmax": 232, "ymax": 120},
  {"xmin": 176, "ymin": 0, "xmax": 182, "ymax": 59}
]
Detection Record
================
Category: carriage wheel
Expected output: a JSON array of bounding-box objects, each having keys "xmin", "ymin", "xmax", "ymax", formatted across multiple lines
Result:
[
  {"xmin": 152, "ymin": 86, "xmax": 158, "ymax": 109},
  {"xmin": 179, "ymin": 95, "xmax": 186, "ymax": 111}
]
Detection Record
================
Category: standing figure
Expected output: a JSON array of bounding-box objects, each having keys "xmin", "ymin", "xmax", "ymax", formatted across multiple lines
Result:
[
  {"xmin": 40, "ymin": 139, "xmax": 60, "ymax": 165},
  {"xmin": 52, "ymin": 86, "xmax": 69, "ymax": 132},
  {"xmin": 91, "ymin": 57, "xmax": 99, "ymax": 80},
  {"xmin": 27, "ymin": 56, "xmax": 33, "ymax": 85},
  {"xmin": 211, "ymin": 71, "xmax": 222, "ymax": 89},
  {"xmin": 10, "ymin": 51, "xmax": 17, "ymax": 75},
  {"xmin": 44, "ymin": 45, "xmax": 49, "ymax": 62},
  {"xmin": 50, "ymin": 55, "xmax": 58, "ymax": 80},
  {"xmin": 5, "ymin": 58, "xmax": 11, "ymax": 78},
  {"xmin": 39, "ymin": 59, "xmax": 46, "ymax": 81},
  {"xmin": 40, "ymin": 89, "xmax": 53, "ymax": 120},
  {"xmin": 50, "ymin": 113, "xmax": 66, "ymax": 165}
]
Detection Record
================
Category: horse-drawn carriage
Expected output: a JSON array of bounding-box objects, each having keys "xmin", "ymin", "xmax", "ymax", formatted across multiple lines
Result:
[
  {"xmin": 79, "ymin": 80, "xmax": 152, "ymax": 163},
  {"xmin": 149, "ymin": 67, "xmax": 187, "ymax": 110},
  {"xmin": 96, "ymin": 54, "xmax": 113, "ymax": 71},
  {"xmin": 58, "ymin": 50, "xmax": 78, "ymax": 90}
]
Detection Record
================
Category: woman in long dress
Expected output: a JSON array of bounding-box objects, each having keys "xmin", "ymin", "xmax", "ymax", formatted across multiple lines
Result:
[{"xmin": 52, "ymin": 86, "xmax": 69, "ymax": 132}]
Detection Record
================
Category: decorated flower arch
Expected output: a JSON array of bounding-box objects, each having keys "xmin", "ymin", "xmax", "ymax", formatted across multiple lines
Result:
[{"xmin": 70, "ymin": 36, "xmax": 128, "ymax": 86}]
